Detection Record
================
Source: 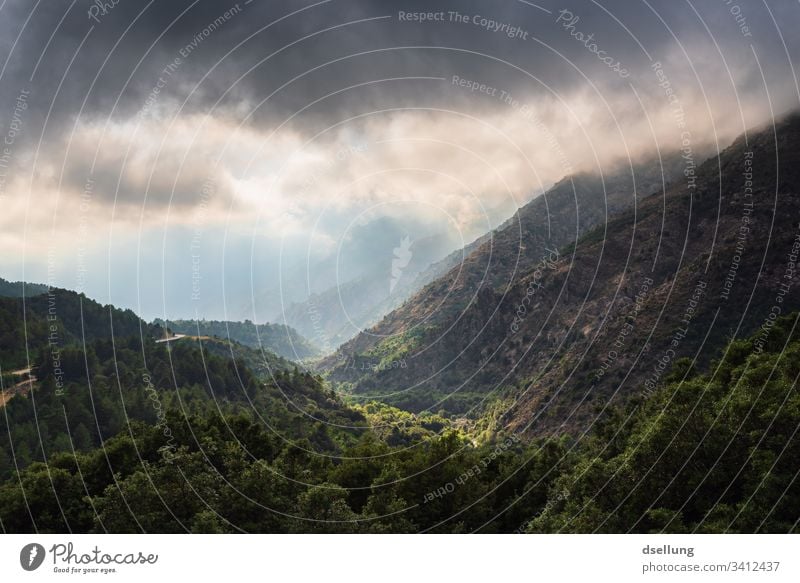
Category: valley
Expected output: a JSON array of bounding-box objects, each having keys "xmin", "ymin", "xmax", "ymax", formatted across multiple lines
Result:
[{"xmin": 0, "ymin": 115, "xmax": 798, "ymax": 534}]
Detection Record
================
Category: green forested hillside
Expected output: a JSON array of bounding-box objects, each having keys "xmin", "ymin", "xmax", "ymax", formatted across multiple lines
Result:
[
  {"xmin": 2, "ymin": 315, "xmax": 797, "ymax": 533},
  {"xmin": 0, "ymin": 285, "xmax": 358, "ymax": 487},
  {"xmin": 527, "ymin": 314, "xmax": 800, "ymax": 533},
  {"xmin": 0, "ymin": 277, "xmax": 49, "ymax": 298},
  {"xmin": 0, "ymin": 287, "xmax": 152, "ymax": 372}
]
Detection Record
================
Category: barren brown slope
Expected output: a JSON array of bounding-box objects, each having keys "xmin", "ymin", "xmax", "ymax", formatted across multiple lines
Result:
[
  {"xmin": 322, "ymin": 114, "xmax": 800, "ymax": 438},
  {"xmin": 321, "ymin": 150, "xmax": 701, "ymax": 411},
  {"xmin": 337, "ymin": 114, "xmax": 800, "ymax": 436},
  {"xmin": 322, "ymin": 152, "xmax": 693, "ymax": 368},
  {"xmin": 503, "ymin": 115, "xmax": 800, "ymax": 435}
]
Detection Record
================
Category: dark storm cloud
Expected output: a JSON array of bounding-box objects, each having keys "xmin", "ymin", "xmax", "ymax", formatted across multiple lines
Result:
[
  {"xmin": 0, "ymin": 0, "xmax": 798, "ymax": 213},
  {"xmin": 1, "ymin": 0, "xmax": 797, "ymax": 144}
]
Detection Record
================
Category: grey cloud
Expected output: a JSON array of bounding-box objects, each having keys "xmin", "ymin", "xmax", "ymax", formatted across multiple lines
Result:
[
  {"xmin": 0, "ymin": 0, "xmax": 799, "ymax": 225},
  {"xmin": 1, "ymin": 0, "xmax": 798, "ymax": 144}
]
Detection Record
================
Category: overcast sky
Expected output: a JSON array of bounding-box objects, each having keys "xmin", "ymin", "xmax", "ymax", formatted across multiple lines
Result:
[{"xmin": 0, "ymin": 0, "xmax": 798, "ymax": 322}]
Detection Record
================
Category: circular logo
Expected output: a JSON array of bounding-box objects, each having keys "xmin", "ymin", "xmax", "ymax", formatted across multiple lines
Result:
[{"xmin": 19, "ymin": 543, "xmax": 46, "ymax": 571}]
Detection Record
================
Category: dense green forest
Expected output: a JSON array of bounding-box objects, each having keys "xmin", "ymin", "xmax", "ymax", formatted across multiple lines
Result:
[
  {"xmin": 1, "ymin": 302, "xmax": 797, "ymax": 532},
  {"xmin": 0, "ymin": 335, "xmax": 352, "ymax": 477},
  {"xmin": 0, "ymin": 287, "xmax": 152, "ymax": 372},
  {"xmin": 525, "ymin": 314, "xmax": 800, "ymax": 534}
]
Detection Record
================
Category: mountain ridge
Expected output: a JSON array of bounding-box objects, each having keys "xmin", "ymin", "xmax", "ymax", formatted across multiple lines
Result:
[
  {"xmin": 155, "ymin": 318, "xmax": 321, "ymax": 361},
  {"xmin": 322, "ymin": 115, "xmax": 800, "ymax": 437}
]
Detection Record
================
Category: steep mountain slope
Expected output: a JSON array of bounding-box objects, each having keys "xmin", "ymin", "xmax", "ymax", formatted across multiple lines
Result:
[
  {"xmin": 322, "ymin": 151, "xmax": 695, "ymax": 404},
  {"xmin": 498, "ymin": 115, "xmax": 800, "ymax": 435},
  {"xmin": 323, "ymin": 115, "xmax": 800, "ymax": 437},
  {"xmin": 324, "ymin": 151, "xmax": 693, "ymax": 361}
]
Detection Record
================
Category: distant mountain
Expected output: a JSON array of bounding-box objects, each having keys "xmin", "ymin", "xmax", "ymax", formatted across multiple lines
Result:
[
  {"xmin": 0, "ymin": 277, "xmax": 49, "ymax": 298},
  {"xmin": 320, "ymin": 117, "xmax": 800, "ymax": 437},
  {"xmin": 275, "ymin": 232, "xmax": 489, "ymax": 350},
  {"xmin": 154, "ymin": 318, "xmax": 321, "ymax": 361}
]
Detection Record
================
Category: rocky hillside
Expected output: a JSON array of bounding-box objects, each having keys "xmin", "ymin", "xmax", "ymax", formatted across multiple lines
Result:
[{"xmin": 323, "ymin": 114, "xmax": 800, "ymax": 437}]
